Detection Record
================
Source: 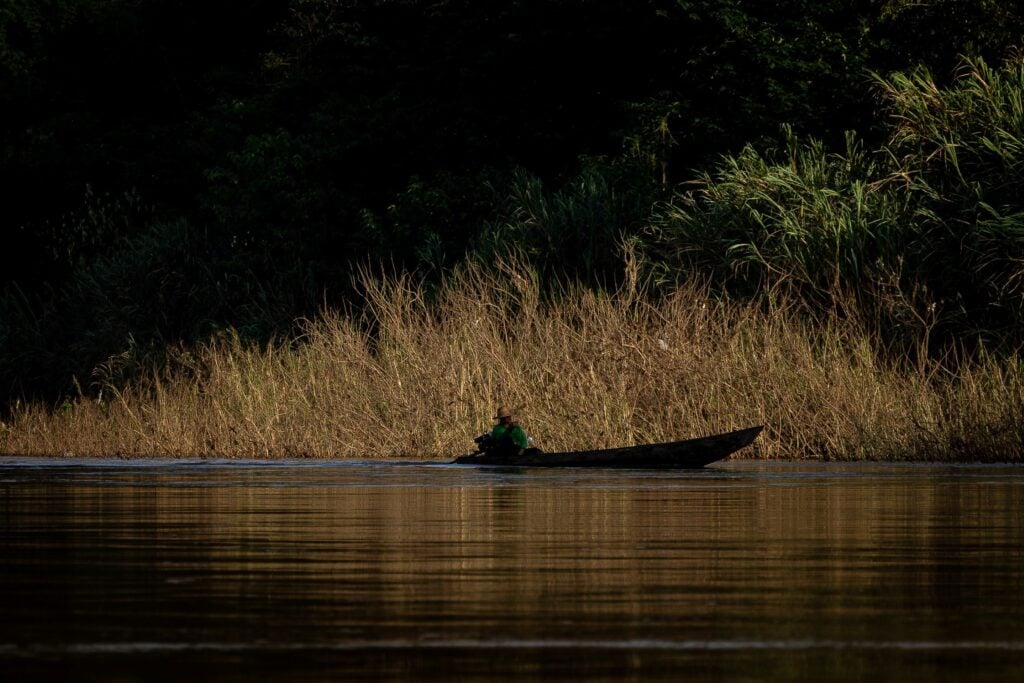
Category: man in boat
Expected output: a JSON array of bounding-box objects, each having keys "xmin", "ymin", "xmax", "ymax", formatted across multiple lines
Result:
[{"xmin": 477, "ymin": 405, "xmax": 531, "ymax": 456}]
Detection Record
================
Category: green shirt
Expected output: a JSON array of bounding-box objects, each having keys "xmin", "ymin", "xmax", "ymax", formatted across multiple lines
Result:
[{"xmin": 491, "ymin": 423, "xmax": 529, "ymax": 450}]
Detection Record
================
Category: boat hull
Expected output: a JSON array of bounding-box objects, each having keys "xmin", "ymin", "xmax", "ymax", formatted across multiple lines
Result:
[{"xmin": 452, "ymin": 425, "xmax": 764, "ymax": 468}]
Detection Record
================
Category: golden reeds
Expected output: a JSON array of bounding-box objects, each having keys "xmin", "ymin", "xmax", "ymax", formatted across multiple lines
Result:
[{"xmin": 1, "ymin": 257, "xmax": 1021, "ymax": 461}]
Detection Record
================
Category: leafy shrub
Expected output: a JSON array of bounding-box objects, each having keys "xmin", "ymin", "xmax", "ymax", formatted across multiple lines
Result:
[{"xmin": 644, "ymin": 55, "xmax": 1024, "ymax": 353}]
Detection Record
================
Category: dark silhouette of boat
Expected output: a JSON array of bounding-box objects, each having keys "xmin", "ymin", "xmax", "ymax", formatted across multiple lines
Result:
[{"xmin": 452, "ymin": 425, "xmax": 763, "ymax": 468}]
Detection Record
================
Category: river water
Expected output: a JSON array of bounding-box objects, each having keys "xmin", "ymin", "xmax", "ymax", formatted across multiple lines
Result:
[{"xmin": 1, "ymin": 458, "xmax": 1022, "ymax": 681}]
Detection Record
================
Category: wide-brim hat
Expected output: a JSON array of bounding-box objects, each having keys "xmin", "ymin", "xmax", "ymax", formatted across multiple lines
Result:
[{"xmin": 494, "ymin": 405, "xmax": 513, "ymax": 419}]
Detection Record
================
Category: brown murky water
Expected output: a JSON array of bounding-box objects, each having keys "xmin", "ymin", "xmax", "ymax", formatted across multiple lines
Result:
[{"xmin": 1, "ymin": 459, "xmax": 1023, "ymax": 681}]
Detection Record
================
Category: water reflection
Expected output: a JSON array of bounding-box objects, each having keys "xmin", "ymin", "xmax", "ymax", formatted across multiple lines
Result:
[{"xmin": 1, "ymin": 460, "xmax": 1023, "ymax": 681}]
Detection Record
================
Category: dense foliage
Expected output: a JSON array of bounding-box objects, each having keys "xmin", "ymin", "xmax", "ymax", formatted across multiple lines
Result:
[
  {"xmin": 644, "ymin": 56, "xmax": 1024, "ymax": 354},
  {"xmin": 1, "ymin": 0, "xmax": 1022, "ymax": 404}
]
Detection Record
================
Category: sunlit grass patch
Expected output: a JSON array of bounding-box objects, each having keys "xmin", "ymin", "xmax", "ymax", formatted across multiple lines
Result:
[{"xmin": 2, "ymin": 256, "xmax": 1021, "ymax": 461}]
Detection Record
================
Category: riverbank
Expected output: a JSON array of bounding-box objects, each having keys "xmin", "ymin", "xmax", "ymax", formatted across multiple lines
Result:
[{"xmin": 2, "ymin": 260, "xmax": 1021, "ymax": 461}]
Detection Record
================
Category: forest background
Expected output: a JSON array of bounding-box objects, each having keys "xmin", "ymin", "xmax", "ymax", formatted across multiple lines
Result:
[{"xmin": 2, "ymin": 0, "xmax": 1024, "ymax": 458}]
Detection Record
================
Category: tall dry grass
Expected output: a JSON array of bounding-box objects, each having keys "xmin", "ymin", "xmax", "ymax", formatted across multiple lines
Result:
[{"xmin": 1, "ymin": 256, "xmax": 1021, "ymax": 460}]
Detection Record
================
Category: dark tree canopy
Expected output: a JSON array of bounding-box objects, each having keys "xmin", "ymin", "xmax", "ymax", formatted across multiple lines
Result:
[{"xmin": 1, "ymin": 0, "xmax": 1022, "ymax": 402}]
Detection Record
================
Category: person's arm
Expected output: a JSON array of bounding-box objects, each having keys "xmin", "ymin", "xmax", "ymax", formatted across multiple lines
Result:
[{"xmin": 511, "ymin": 426, "xmax": 529, "ymax": 450}]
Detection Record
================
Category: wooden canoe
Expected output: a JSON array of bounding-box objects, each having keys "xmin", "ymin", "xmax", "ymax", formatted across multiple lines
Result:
[{"xmin": 452, "ymin": 425, "xmax": 763, "ymax": 468}]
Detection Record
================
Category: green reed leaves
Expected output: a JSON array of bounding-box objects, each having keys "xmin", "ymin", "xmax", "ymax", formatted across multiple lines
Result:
[{"xmin": 645, "ymin": 55, "xmax": 1024, "ymax": 353}]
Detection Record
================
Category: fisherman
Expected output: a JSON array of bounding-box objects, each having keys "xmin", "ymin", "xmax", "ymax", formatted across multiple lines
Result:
[{"xmin": 483, "ymin": 405, "xmax": 530, "ymax": 456}]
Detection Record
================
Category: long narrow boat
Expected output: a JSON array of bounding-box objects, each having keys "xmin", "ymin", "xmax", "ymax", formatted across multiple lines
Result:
[{"xmin": 452, "ymin": 425, "xmax": 764, "ymax": 468}]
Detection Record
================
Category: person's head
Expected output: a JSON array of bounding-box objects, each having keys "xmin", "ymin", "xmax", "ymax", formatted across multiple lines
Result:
[{"xmin": 494, "ymin": 405, "xmax": 513, "ymax": 425}]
